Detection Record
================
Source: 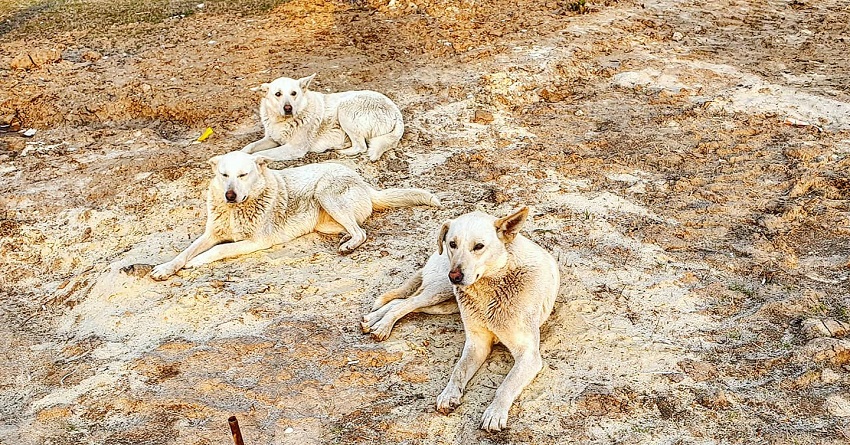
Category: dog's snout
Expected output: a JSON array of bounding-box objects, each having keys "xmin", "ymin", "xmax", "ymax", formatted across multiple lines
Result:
[
  {"xmin": 448, "ymin": 267, "xmax": 464, "ymax": 285},
  {"xmin": 283, "ymin": 104, "xmax": 293, "ymax": 114},
  {"xmin": 225, "ymin": 190, "xmax": 237, "ymax": 203}
]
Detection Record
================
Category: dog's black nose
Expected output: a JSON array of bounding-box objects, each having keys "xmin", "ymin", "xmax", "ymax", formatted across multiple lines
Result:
[
  {"xmin": 283, "ymin": 104, "xmax": 293, "ymax": 114},
  {"xmin": 225, "ymin": 190, "xmax": 237, "ymax": 202},
  {"xmin": 449, "ymin": 268, "xmax": 464, "ymax": 285}
]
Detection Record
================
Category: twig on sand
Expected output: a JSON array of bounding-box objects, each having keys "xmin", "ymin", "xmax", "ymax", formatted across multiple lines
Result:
[{"xmin": 229, "ymin": 416, "xmax": 245, "ymax": 445}]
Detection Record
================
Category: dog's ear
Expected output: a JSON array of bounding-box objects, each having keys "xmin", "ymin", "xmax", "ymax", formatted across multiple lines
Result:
[
  {"xmin": 437, "ymin": 220, "xmax": 452, "ymax": 255},
  {"xmin": 253, "ymin": 155, "xmax": 272, "ymax": 170},
  {"xmin": 299, "ymin": 73, "xmax": 317, "ymax": 91},
  {"xmin": 260, "ymin": 83, "xmax": 270, "ymax": 92},
  {"xmin": 495, "ymin": 207, "xmax": 528, "ymax": 243},
  {"xmin": 207, "ymin": 155, "xmax": 222, "ymax": 171}
]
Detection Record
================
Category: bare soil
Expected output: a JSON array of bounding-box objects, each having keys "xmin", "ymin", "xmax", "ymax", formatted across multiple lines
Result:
[{"xmin": 1, "ymin": 0, "xmax": 849, "ymax": 443}]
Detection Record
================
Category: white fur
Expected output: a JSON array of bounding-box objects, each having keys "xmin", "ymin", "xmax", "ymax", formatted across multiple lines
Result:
[
  {"xmin": 150, "ymin": 151, "xmax": 439, "ymax": 280},
  {"xmin": 242, "ymin": 74, "xmax": 405, "ymax": 162},
  {"xmin": 363, "ymin": 208, "xmax": 560, "ymax": 431}
]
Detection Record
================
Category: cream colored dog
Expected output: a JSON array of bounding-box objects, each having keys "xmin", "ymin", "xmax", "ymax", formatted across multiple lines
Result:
[
  {"xmin": 150, "ymin": 151, "xmax": 439, "ymax": 280},
  {"xmin": 362, "ymin": 207, "xmax": 560, "ymax": 431},
  {"xmin": 242, "ymin": 74, "xmax": 404, "ymax": 162}
]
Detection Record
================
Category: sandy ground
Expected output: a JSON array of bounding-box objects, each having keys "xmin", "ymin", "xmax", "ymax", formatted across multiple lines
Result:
[{"xmin": 1, "ymin": 0, "xmax": 849, "ymax": 443}]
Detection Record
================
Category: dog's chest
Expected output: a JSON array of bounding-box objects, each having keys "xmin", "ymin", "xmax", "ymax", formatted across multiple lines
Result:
[
  {"xmin": 210, "ymin": 197, "xmax": 272, "ymax": 241},
  {"xmin": 263, "ymin": 115, "xmax": 298, "ymax": 144},
  {"xmin": 455, "ymin": 267, "xmax": 529, "ymax": 326}
]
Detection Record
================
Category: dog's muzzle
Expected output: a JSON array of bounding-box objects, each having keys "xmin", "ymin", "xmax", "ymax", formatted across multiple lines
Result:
[
  {"xmin": 283, "ymin": 104, "xmax": 293, "ymax": 115},
  {"xmin": 225, "ymin": 190, "xmax": 238, "ymax": 203},
  {"xmin": 449, "ymin": 267, "xmax": 464, "ymax": 285}
]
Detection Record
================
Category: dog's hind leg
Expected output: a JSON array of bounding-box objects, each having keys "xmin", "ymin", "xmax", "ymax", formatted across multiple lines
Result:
[
  {"xmin": 371, "ymin": 270, "xmax": 423, "ymax": 311},
  {"xmin": 362, "ymin": 285, "xmax": 455, "ymax": 341},
  {"xmin": 317, "ymin": 196, "xmax": 369, "ymax": 254},
  {"xmin": 417, "ymin": 299, "xmax": 459, "ymax": 314},
  {"xmin": 338, "ymin": 132, "xmax": 367, "ymax": 156},
  {"xmin": 311, "ymin": 128, "xmax": 348, "ymax": 153},
  {"xmin": 365, "ymin": 136, "xmax": 397, "ymax": 162}
]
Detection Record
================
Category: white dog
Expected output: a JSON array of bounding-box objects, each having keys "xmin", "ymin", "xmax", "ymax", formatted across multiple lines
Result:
[
  {"xmin": 241, "ymin": 74, "xmax": 404, "ymax": 162},
  {"xmin": 362, "ymin": 207, "xmax": 560, "ymax": 431},
  {"xmin": 150, "ymin": 151, "xmax": 439, "ymax": 280}
]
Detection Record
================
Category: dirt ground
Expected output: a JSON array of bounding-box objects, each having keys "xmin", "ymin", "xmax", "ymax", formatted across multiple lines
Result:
[{"xmin": 1, "ymin": 0, "xmax": 849, "ymax": 443}]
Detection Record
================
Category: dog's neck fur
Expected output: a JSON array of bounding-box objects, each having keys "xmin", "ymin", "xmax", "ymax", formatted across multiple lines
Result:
[
  {"xmin": 207, "ymin": 169, "xmax": 287, "ymax": 241},
  {"xmin": 454, "ymin": 254, "xmax": 529, "ymax": 325}
]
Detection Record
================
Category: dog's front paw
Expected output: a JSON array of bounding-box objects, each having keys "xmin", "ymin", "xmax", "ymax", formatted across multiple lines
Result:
[
  {"xmin": 368, "ymin": 321, "xmax": 393, "ymax": 342},
  {"xmin": 480, "ymin": 402, "xmax": 510, "ymax": 432},
  {"xmin": 150, "ymin": 262, "xmax": 179, "ymax": 281},
  {"xmin": 436, "ymin": 383, "xmax": 463, "ymax": 414}
]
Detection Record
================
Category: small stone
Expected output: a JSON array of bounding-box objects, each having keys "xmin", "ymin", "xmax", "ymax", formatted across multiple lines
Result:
[
  {"xmin": 472, "ymin": 109, "xmax": 494, "ymax": 124},
  {"xmin": 576, "ymin": 384, "xmax": 634, "ymax": 416},
  {"xmin": 654, "ymin": 393, "xmax": 687, "ymax": 420},
  {"xmin": 824, "ymin": 395, "xmax": 850, "ymax": 417},
  {"xmin": 81, "ymin": 50, "xmax": 102, "ymax": 62},
  {"xmin": 10, "ymin": 49, "xmax": 62, "ymax": 70},
  {"xmin": 801, "ymin": 317, "xmax": 850, "ymax": 339},
  {"xmin": 677, "ymin": 359, "xmax": 719, "ymax": 382},
  {"xmin": 141, "ymin": 83, "xmax": 152, "ymax": 93},
  {"xmin": 575, "ymin": 109, "xmax": 585, "ymax": 116},
  {"xmin": 795, "ymin": 338, "xmax": 850, "ymax": 366},
  {"xmin": 821, "ymin": 368, "xmax": 842, "ymax": 384},
  {"xmin": 696, "ymin": 389, "xmax": 731, "ymax": 409},
  {"xmin": 672, "ymin": 32, "xmax": 684, "ymax": 41},
  {"xmin": 284, "ymin": 427, "xmax": 294, "ymax": 433},
  {"xmin": 120, "ymin": 263, "xmax": 154, "ymax": 278}
]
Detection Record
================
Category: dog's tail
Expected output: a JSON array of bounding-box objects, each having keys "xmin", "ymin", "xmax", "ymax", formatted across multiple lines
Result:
[
  {"xmin": 366, "ymin": 108, "xmax": 405, "ymax": 162},
  {"xmin": 370, "ymin": 187, "xmax": 441, "ymax": 211}
]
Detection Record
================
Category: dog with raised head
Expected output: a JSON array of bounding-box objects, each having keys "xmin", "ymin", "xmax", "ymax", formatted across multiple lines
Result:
[
  {"xmin": 362, "ymin": 207, "xmax": 560, "ymax": 431},
  {"xmin": 241, "ymin": 74, "xmax": 405, "ymax": 162},
  {"xmin": 149, "ymin": 151, "xmax": 439, "ymax": 280}
]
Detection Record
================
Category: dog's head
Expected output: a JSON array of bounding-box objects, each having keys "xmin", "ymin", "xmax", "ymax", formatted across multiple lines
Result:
[
  {"xmin": 207, "ymin": 151, "xmax": 271, "ymax": 204},
  {"xmin": 437, "ymin": 207, "xmax": 528, "ymax": 287},
  {"xmin": 261, "ymin": 74, "xmax": 316, "ymax": 118}
]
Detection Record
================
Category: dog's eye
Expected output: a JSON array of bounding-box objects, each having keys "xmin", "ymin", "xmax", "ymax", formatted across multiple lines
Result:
[
  {"xmin": 449, "ymin": 241, "xmax": 457, "ymax": 249},
  {"xmin": 221, "ymin": 173, "xmax": 229, "ymax": 178},
  {"xmin": 473, "ymin": 243, "xmax": 485, "ymax": 251},
  {"xmin": 290, "ymin": 91, "xmax": 297, "ymax": 97},
  {"xmin": 275, "ymin": 91, "xmax": 282, "ymax": 97},
  {"xmin": 238, "ymin": 173, "xmax": 247, "ymax": 178}
]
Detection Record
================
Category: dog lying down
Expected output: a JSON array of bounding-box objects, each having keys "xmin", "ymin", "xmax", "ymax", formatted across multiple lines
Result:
[
  {"xmin": 362, "ymin": 207, "xmax": 560, "ymax": 431},
  {"xmin": 149, "ymin": 151, "xmax": 440, "ymax": 280},
  {"xmin": 242, "ymin": 74, "xmax": 405, "ymax": 162}
]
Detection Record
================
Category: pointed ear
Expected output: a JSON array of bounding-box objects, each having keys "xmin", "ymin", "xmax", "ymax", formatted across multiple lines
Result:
[
  {"xmin": 299, "ymin": 73, "xmax": 316, "ymax": 91},
  {"xmin": 495, "ymin": 207, "xmax": 528, "ymax": 243},
  {"xmin": 207, "ymin": 155, "xmax": 222, "ymax": 171},
  {"xmin": 437, "ymin": 220, "xmax": 452, "ymax": 255},
  {"xmin": 260, "ymin": 82, "xmax": 270, "ymax": 92},
  {"xmin": 254, "ymin": 155, "xmax": 272, "ymax": 170}
]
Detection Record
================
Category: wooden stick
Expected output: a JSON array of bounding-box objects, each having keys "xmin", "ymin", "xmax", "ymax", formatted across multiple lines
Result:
[{"xmin": 229, "ymin": 416, "xmax": 245, "ymax": 445}]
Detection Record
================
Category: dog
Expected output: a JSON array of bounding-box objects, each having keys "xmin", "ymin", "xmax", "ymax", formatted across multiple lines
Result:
[
  {"xmin": 362, "ymin": 207, "xmax": 560, "ymax": 431},
  {"xmin": 241, "ymin": 74, "xmax": 405, "ymax": 162},
  {"xmin": 149, "ymin": 150, "xmax": 439, "ymax": 280}
]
